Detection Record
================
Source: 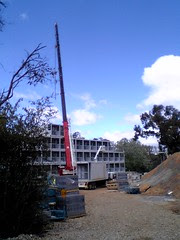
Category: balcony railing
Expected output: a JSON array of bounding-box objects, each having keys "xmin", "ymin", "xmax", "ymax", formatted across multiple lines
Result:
[
  {"xmin": 91, "ymin": 146, "xmax": 96, "ymax": 150},
  {"xmin": 109, "ymin": 147, "xmax": 114, "ymax": 151},
  {"xmin": 61, "ymin": 157, "xmax": 66, "ymax": 162},
  {"xmin": 60, "ymin": 131, "xmax": 64, "ymax": 136},
  {"xmin": 77, "ymin": 145, "xmax": 83, "ymax": 149},
  {"xmin": 52, "ymin": 131, "xmax": 60, "ymax": 136},
  {"xmin": 52, "ymin": 144, "xmax": 59, "ymax": 149},
  {"xmin": 77, "ymin": 157, "xmax": 83, "ymax": 162},
  {"xmin": 109, "ymin": 168, "xmax": 115, "ymax": 172},
  {"xmin": 84, "ymin": 145, "xmax": 90, "ymax": 150},
  {"xmin": 52, "ymin": 157, "xmax": 60, "ymax": 162}
]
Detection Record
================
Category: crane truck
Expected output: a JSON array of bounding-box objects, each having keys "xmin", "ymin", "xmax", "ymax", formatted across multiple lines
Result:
[
  {"xmin": 44, "ymin": 24, "xmax": 86, "ymax": 220},
  {"xmin": 55, "ymin": 23, "xmax": 74, "ymax": 175},
  {"xmin": 55, "ymin": 24, "xmax": 109, "ymax": 190}
]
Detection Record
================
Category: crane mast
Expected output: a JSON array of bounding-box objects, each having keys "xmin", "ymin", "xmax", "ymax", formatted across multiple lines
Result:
[{"xmin": 55, "ymin": 23, "xmax": 72, "ymax": 172}]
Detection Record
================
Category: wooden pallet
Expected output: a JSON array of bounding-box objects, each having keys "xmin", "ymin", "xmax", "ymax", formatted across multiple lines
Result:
[{"xmin": 106, "ymin": 182, "xmax": 118, "ymax": 190}]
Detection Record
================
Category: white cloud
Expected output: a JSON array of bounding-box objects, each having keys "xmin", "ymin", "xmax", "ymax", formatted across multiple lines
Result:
[
  {"xmin": 29, "ymin": 106, "xmax": 62, "ymax": 123},
  {"xmin": 99, "ymin": 99, "xmax": 108, "ymax": 105},
  {"xmin": 14, "ymin": 91, "xmax": 41, "ymax": 100},
  {"xmin": 103, "ymin": 130, "xmax": 134, "ymax": 142},
  {"xmin": 70, "ymin": 93, "xmax": 107, "ymax": 126},
  {"xmin": 103, "ymin": 130, "xmax": 158, "ymax": 146},
  {"xmin": 75, "ymin": 93, "xmax": 108, "ymax": 109},
  {"xmin": 71, "ymin": 129, "xmax": 92, "ymax": 139},
  {"xmin": 139, "ymin": 55, "xmax": 180, "ymax": 109},
  {"xmin": 71, "ymin": 109, "xmax": 101, "ymax": 126},
  {"xmin": 124, "ymin": 113, "xmax": 140, "ymax": 124},
  {"xmin": 80, "ymin": 93, "xmax": 96, "ymax": 109},
  {"xmin": 19, "ymin": 13, "xmax": 29, "ymax": 20},
  {"xmin": 139, "ymin": 136, "xmax": 158, "ymax": 146}
]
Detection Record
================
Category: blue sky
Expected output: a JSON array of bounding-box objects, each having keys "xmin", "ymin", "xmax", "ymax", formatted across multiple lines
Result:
[{"xmin": 1, "ymin": 0, "xmax": 180, "ymax": 144}]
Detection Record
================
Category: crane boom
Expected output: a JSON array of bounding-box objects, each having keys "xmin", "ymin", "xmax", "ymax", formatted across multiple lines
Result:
[{"xmin": 55, "ymin": 23, "xmax": 72, "ymax": 171}]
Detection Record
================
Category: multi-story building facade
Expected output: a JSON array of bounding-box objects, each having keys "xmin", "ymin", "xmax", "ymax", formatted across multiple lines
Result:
[{"xmin": 38, "ymin": 124, "xmax": 125, "ymax": 174}]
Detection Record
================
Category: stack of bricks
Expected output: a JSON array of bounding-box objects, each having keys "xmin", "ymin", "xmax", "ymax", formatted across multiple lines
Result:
[{"xmin": 49, "ymin": 174, "xmax": 86, "ymax": 218}]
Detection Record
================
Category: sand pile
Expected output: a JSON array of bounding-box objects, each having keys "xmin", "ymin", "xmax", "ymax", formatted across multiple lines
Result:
[{"xmin": 140, "ymin": 152, "xmax": 180, "ymax": 198}]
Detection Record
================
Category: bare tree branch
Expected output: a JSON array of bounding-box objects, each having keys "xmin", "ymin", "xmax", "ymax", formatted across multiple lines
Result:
[
  {"xmin": 0, "ymin": 44, "xmax": 56, "ymax": 107},
  {"xmin": 0, "ymin": 0, "xmax": 6, "ymax": 31}
]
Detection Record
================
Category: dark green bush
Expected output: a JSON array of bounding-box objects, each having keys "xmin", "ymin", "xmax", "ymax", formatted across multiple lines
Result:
[{"xmin": 0, "ymin": 102, "xmax": 51, "ymax": 238}]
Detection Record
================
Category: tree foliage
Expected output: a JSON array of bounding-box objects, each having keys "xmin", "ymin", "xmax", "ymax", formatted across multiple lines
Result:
[
  {"xmin": 0, "ymin": 3, "xmax": 58, "ymax": 237},
  {"xmin": 116, "ymin": 138, "xmax": 151, "ymax": 173},
  {"xmin": 0, "ymin": 47, "xmax": 56, "ymax": 237},
  {"xmin": 0, "ymin": 98, "xmax": 56, "ymax": 238},
  {"xmin": 73, "ymin": 131, "xmax": 82, "ymax": 138},
  {"xmin": 134, "ymin": 105, "xmax": 180, "ymax": 154}
]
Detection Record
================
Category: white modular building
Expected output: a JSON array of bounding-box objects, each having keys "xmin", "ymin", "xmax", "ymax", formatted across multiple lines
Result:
[{"xmin": 37, "ymin": 124, "xmax": 125, "ymax": 174}]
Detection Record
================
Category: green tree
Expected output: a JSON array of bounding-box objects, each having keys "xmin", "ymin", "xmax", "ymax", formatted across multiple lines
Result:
[
  {"xmin": 0, "ymin": 3, "xmax": 57, "ymax": 237},
  {"xmin": 0, "ymin": 98, "xmax": 56, "ymax": 238},
  {"xmin": 116, "ymin": 138, "xmax": 151, "ymax": 173},
  {"xmin": 134, "ymin": 105, "xmax": 180, "ymax": 154}
]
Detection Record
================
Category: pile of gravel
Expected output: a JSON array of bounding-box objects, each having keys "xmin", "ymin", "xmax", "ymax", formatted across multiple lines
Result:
[
  {"xmin": 5, "ymin": 234, "xmax": 41, "ymax": 240},
  {"xmin": 140, "ymin": 152, "xmax": 180, "ymax": 198}
]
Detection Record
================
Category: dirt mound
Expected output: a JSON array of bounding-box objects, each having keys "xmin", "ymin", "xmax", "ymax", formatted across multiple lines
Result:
[{"xmin": 140, "ymin": 152, "xmax": 180, "ymax": 198}]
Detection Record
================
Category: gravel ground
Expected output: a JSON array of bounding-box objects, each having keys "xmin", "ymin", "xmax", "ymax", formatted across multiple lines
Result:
[{"xmin": 41, "ymin": 188, "xmax": 180, "ymax": 240}]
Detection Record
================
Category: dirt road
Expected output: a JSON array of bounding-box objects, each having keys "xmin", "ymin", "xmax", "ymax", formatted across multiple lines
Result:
[{"xmin": 44, "ymin": 188, "xmax": 180, "ymax": 240}]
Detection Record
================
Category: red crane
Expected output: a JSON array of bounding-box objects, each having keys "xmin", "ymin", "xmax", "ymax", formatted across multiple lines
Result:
[{"xmin": 55, "ymin": 23, "xmax": 73, "ymax": 173}]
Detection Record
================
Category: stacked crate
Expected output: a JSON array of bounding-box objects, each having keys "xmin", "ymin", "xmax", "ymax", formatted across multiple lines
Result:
[
  {"xmin": 43, "ymin": 187, "xmax": 66, "ymax": 220},
  {"xmin": 106, "ymin": 179, "xmax": 119, "ymax": 190},
  {"xmin": 65, "ymin": 194, "xmax": 86, "ymax": 218},
  {"xmin": 116, "ymin": 172, "xmax": 129, "ymax": 192},
  {"xmin": 106, "ymin": 172, "xmax": 129, "ymax": 191},
  {"xmin": 55, "ymin": 175, "xmax": 79, "ymax": 194},
  {"xmin": 48, "ymin": 174, "xmax": 86, "ymax": 218}
]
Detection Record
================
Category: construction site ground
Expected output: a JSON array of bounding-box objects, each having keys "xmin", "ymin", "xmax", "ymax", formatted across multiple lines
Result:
[{"xmin": 42, "ymin": 188, "xmax": 180, "ymax": 240}]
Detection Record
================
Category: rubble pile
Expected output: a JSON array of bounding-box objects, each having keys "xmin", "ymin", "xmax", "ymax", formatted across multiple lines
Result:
[{"xmin": 140, "ymin": 152, "xmax": 180, "ymax": 198}]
